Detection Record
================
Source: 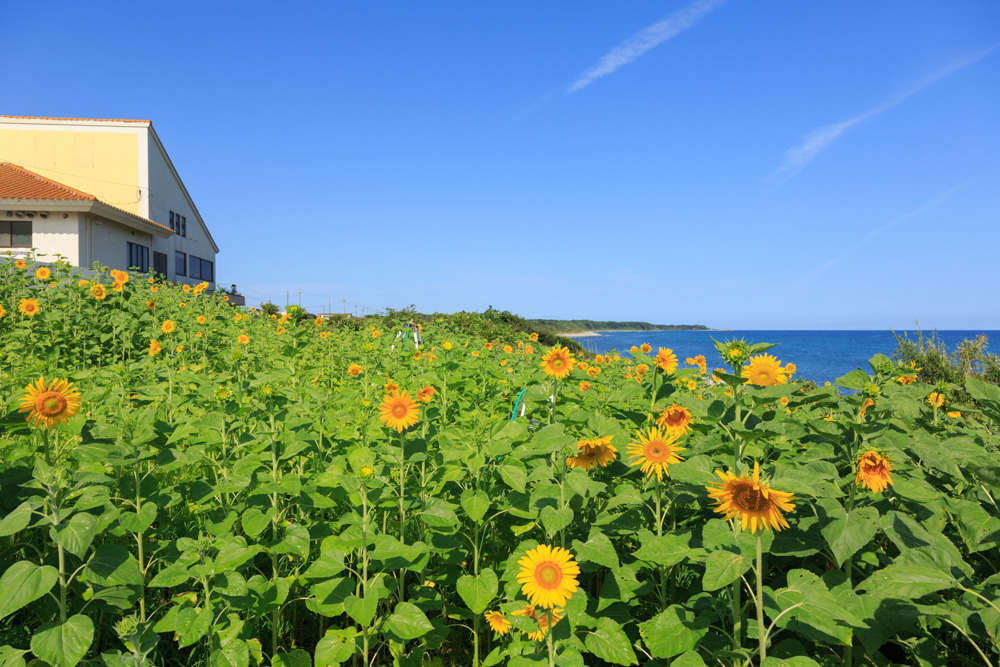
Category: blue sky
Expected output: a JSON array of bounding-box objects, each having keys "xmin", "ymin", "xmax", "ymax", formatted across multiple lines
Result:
[{"xmin": 8, "ymin": 1, "xmax": 1000, "ymax": 329}]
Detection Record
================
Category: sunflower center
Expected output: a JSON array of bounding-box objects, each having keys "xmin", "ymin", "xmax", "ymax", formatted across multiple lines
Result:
[
  {"xmin": 393, "ymin": 404, "xmax": 407, "ymax": 418},
  {"xmin": 535, "ymin": 562, "xmax": 562, "ymax": 589},
  {"xmin": 552, "ymin": 359, "xmax": 563, "ymax": 369},
  {"xmin": 38, "ymin": 392, "xmax": 67, "ymax": 416},
  {"xmin": 733, "ymin": 483, "xmax": 768, "ymax": 512},
  {"xmin": 645, "ymin": 442, "xmax": 667, "ymax": 462}
]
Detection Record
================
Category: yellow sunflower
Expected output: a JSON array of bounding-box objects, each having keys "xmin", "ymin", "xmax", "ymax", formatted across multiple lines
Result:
[
  {"xmin": 655, "ymin": 347, "xmax": 678, "ymax": 374},
  {"xmin": 566, "ymin": 436, "xmax": 617, "ymax": 470},
  {"xmin": 529, "ymin": 333, "xmax": 539, "ymax": 342},
  {"xmin": 512, "ymin": 605, "xmax": 565, "ymax": 641},
  {"xmin": 18, "ymin": 377, "xmax": 82, "ymax": 429},
  {"xmin": 182, "ymin": 284, "xmax": 191, "ymax": 293},
  {"xmin": 855, "ymin": 450, "xmax": 892, "ymax": 493},
  {"xmin": 628, "ymin": 426, "xmax": 685, "ymax": 481},
  {"xmin": 91, "ymin": 284, "xmax": 108, "ymax": 300},
  {"xmin": 348, "ymin": 364, "xmax": 362, "ymax": 376},
  {"xmin": 0, "ymin": 305, "xmax": 6, "ymax": 319},
  {"xmin": 640, "ymin": 343, "xmax": 652, "ymax": 354},
  {"xmin": 276, "ymin": 326, "xmax": 286, "ymax": 335},
  {"xmin": 35, "ymin": 266, "xmax": 51, "ymax": 280},
  {"xmin": 657, "ymin": 404, "xmax": 693, "ymax": 435},
  {"xmin": 379, "ymin": 390, "xmax": 420, "ymax": 432},
  {"xmin": 516, "ymin": 544, "xmax": 580, "ymax": 609},
  {"xmin": 504, "ymin": 345, "xmax": 513, "ymax": 354},
  {"xmin": 238, "ymin": 334, "xmax": 249, "ymax": 344},
  {"xmin": 484, "ymin": 611, "xmax": 511, "ymax": 637},
  {"xmin": 18, "ymin": 298, "xmax": 40, "ymax": 316},
  {"xmin": 149, "ymin": 340, "xmax": 162, "ymax": 356},
  {"xmin": 197, "ymin": 315, "xmax": 207, "ymax": 324},
  {"xmin": 417, "ymin": 385, "xmax": 436, "ymax": 403},
  {"xmin": 706, "ymin": 461, "xmax": 795, "ymax": 534},
  {"xmin": 540, "ymin": 346, "xmax": 575, "ymax": 379},
  {"xmin": 161, "ymin": 320, "xmax": 176, "ymax": 334},
  {"xmin": 578, "ymin": 381, "xmax": 591, "ymax": 391},
  {"xmin": 927, "ymin": 392, "xmax": 944, "ymax": 408},
  {"xmin": 741, "ymin": 354, "xmax": 788, "ymax": 387},
  {"xmin": 15, "ymin": 259, "xmax": 26, "ymax": 269}
]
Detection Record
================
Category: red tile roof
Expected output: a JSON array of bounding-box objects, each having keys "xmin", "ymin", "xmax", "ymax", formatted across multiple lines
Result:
[
  {"xmin": 0, "ymin": 115, "xmax": 150, "ymax": 123},
  {"xmin": 0, "ymin": 162, "xmax": 171, "ymax": 233},
  {"xmin": 0, "ymin": 162, "xmax": 98, "ymax": 201}
]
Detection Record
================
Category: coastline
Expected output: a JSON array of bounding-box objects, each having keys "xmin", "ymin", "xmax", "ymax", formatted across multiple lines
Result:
[{"xmin": 559, "ymin": 328, "xmax": 732, "ymax": 338}]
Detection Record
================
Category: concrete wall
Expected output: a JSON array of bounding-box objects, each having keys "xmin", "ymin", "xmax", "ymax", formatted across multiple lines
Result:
[
  {"xmin": 0, "ymin": 123, "xmax": 144, "ymax": 216},
  {"xmin": 79, "ymin": 213, "xmax": 155, "ymax": 272}
]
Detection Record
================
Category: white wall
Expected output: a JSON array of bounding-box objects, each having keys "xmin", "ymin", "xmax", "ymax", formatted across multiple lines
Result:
[
  {"xmin": 146, "ymin": 132, "xmax": 216, "ymax": 285},
  {"xmin": 80, "ymin": 214, "xmax": 155, "ymax": 273}
]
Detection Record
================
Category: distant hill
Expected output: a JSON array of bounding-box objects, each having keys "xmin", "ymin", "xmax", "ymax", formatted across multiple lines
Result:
[{"xmin": 528, "ymin": 320, "xmax": 714, "ymax": 333}]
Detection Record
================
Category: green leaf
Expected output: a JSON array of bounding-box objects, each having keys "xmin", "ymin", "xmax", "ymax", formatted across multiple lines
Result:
[
  {"xmin": 370, "ymin": 536, "xmax": 429, "ymax": 570},
  {"xmin": 176, "ymin": 605, "xmax": 213, "ymax": 648},
  {"xmin": 420, "ymin": 499, "xmax": 459, "ymax": 529},
  {"xmin": 50, "ymin": 512, "xmax": 98, "ymax": 559},
  {"xmin": 761, "ymin": 658, "xmax": 821, "ymax": 667},
  {"xmin": 0, "ymin": 646, "xmax": 28, "ymax": 667},
  {"xmin": 386, "ymin": 601, "xmax": 434, "ymax": 640},
  {"xmin": 540, "ymin": 506, "xmax": 574, "ymax": 537},
  {"xmin": 836, "ymin": 370, "xmax": 870, "ymax": 391},
  {"xmin": 460, "ymin": 489, "xmax": 490, "ymax": 523},
  {"xmin": 302, "ymin": 550, "xmax": 347, "ymax": 580},
  {"xmin": 857, "ymin": 562, "xmax": 956, "ymax": 599},
  {"xmin": 272, "ymin": 523, "xmax": 310, "ymax": 559},
  {"xmin": 118, "ymin": 501, "xmax": 157, "ymax": 534},
  {"xmin": 633, "ymin": 530, "xmax": 697, "ymax": 568},
  {"xmin": 30, "ymin": 614, "xmax": 94, "ymax": 667},
  {"xmin": 768, "ymin": 570, "xmax": 863, "ymax": 646},
  {"xmin": 456, "ymin": 568, "xmax": 498, "ymax": 615},
  {"xmin": 0, "ymin": 561, "xmax": 59, "ymax": 620},
  {"xmin": 584, "ymin": 617, "xmax": 637, "ymax": 665},
  {"xmin": 571, "ymin": 532, "xmax": 619, "ymax": 569},
  {"xmin": 819, "ymin": 504, "xmax": 879, "ymax": 566},
  {"xmin": 500, "ymin": 463, "xmax": 527, "ymax": 493},
  {"xmin": 81, "ymin": 544, "xmax": 143, "ymax": 609},
  {"xmin": 344, "ymin": 593, "xmax": 377, "ymax": 627},
  {"xmin": 672, "ymin": 651, "xmax": 709, "ymax": 667},
  {"xmin": 314, "ymin": 628, "xmax": 358, "ymax": 666},
  {"xmin": 702, "ymin": 550, "xmax": 751, "ymax": 591},
  {"xmin": 639, "ymin": 605, "xmax": 710, "ymax": 659},
  {"xmin": 0, "ymin": 501, "xmax": 34, "ymax": 537},
  {"xmin": 240, "ymin": 507, "xmax": 274, "ymax": 539},
  {"xmin": 272, "ymin": 649, "xmax": 311, "ymax": 667}
]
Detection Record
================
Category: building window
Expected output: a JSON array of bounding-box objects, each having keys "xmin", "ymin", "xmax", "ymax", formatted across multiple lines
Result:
[
  {"xmin": 168, "ymin": 211, "xmax": 187, "ymax": 237},
  {"xmin": 190, "ymin": 256, "xmax": 213, "ymax": 283},
  {"xmin": 153, "ymin": 251, "xmax": 167, "ymax": 277},
  {"xmin": 0, "ymin": 220, "xmax": 32, "ymax": 247},
  {"xmin": 127, "ymin": 242, "xmax": 150, "ymax": 272},
  {"xmin": 175, "ymin": 251, "xmax": 187, "ymax": 276}
]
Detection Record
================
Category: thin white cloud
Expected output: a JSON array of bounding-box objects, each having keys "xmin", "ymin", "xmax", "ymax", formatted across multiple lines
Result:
[
  {"xmin": 772, "ymin": 42, "xmax": 1000, "ymax": 186},
  {"xmin": 566, "ymin": 0, "xmax": 726, "ymax": 94},
  {"xmin": 793, "ymin": 180, "xmax": 973, "ymax": 289}
]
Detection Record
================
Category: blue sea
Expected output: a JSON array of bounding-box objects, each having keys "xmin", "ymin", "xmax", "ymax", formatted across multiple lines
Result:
[{"xmin": 566, "ymin": 330, "xmax": 1000, "ymax": 388}]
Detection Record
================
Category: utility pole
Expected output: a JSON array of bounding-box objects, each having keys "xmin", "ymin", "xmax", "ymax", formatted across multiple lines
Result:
[
  {"xmin": 342, "ymin": 298, "xmax": 346, "ymax": 315},
  {"xmin": 298, "ymin": 291, "xmax": 302, "ymax": 307},
  {"xmin": 328, "ymin": 296, "xmax": 331, "ymax": 315},
  {"xmin": 355, "ymin": 301, "xmax": 358, "ymax": 317},
  {"xmin": 286, "ymin": 291, "xmax": 289, "ymax": 307}
]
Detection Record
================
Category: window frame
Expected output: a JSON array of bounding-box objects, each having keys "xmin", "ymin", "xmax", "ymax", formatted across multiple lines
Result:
[
  {"xmin": 0, "ymin": 220, "xmax": 32, "ymax": 247},
  {"xmin": 127, "ymin": 242, "xmax": 150, "ymax": 273}
]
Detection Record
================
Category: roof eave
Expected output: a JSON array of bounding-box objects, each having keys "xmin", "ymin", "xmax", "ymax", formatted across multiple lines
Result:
[{"xmin": 0, "ymin": 198, "xmax": 173, "ymax": 238}]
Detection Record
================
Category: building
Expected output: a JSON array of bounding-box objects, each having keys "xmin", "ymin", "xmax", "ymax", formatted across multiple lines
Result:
[{"xmin": 0, "ymin": 115, "xmax": 219, "ymax": 285}]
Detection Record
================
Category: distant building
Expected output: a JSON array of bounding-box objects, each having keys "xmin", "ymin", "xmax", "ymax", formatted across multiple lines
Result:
[{"xmin": 0, "ymin": 115, "xmax": 219, "ymax": 285}]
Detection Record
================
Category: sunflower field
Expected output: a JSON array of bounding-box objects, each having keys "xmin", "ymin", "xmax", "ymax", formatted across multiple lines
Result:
[{"xmin": 2, "ymin": 257, "xmax": 1000, "ymax": 667}]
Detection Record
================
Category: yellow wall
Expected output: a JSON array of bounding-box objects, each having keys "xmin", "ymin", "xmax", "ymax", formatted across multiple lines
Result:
[{"xmin": 0, "ymin": 129, "xmax": 141, "ymax": 215}]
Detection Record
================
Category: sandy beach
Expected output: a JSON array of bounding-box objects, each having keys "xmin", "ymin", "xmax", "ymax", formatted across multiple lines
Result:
[{"xmin": 557, "ymin": 331, "xmax": 603, "ymax": 338}]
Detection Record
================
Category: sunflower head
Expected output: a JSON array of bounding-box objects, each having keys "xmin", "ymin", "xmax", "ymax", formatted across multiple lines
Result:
[
  {"xmin": 655, "ymin": 348, "xmax": 678, "ymax": 374},
  {"xmin": 566, "ymin": 436, "xmax": 617, "ymax": 470},
  {"xmin": 416, "ymin": 385, "xmax": 436, "ymax": 403},
  {"xmin": 627, "ymin": 426, "xmax": 685, "ymax": 481},
  {"xmin": 35, "ymin": 267, "xmax": 51, "ymax": 280},
  {"xmin": 18, "ymin": 299, "xmax": 40, "ymax": 317},
  {"xmin": 639, "ymin": 343, "xmax": 652, "ymax": 354},
  {"xmin": 741, "ymin": 354, "xmax": 788, "ymax": 387},
  {"xmin": 379, "ymin": 390, "xmax": 420, "ymax": 432},
  {"xmin": 927, "ymin": 392, "xmax": 944, "ymax": 408},
  {"xmin": 706, "ymin": 461, "xmax": 795, "ymax": 534},
  {"xmin": 484, "ymin": 611, "xmax": 512, "ymax": 636},
  {"xmin": 540, "ymin": 346, "xmax": 575, "ymax": 380},
  {"xmin": 657, "ymin": 404, "xmax": 693, "ymax": 435},
  {"xmin": 18, "ymin": 377, "xmax": 82, "ymax": 429},
  {"xmin": 348, "ymin": 364, "xmax": 363, "ymax": 376},
  {"xmin": 161, "ymin": 320, "xmax": 176, "ymax": 334},
  {"xmin": 855, "ymin": 450, "xmax": 893, "ymax": 493},
  {"xmin": 516, "ymin": 544, "xmax": 580, "ymax": 609}
]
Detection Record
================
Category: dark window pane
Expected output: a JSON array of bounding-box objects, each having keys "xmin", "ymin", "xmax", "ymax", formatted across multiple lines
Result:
[
  {"xmin": 0, "ymin": 221, "xmax": 9, "ymax": 246},
  {"xmin": 169, "ymin": 211, "xmax": 174, "ymax": 231},
  {"xmin": 190, "ymin": 256, "xmax": 201, "ymax": 280},
  {"xmin": 201, "ymin": 259, "xmax": 213, "ymax": 283},
  {"xmin": 175, "ymin": 251, "xmax": 186, "ymax": 276},
  {"xmin": 153, "ymin": 252, "xmax": 167, "ymax": 276},
  {"xmin": 9, "ymin": 221, "xmax": 31, "ymax": 246},
  {"xmin": 181, "ymin": 216, "xmax": 187, "ymax": 237}
]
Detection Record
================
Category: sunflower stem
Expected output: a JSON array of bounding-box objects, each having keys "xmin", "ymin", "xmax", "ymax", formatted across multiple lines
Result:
[
  {"xmin": 545, "ymin": 611, "xmax": 556, "ymax": 667},
  {"xmin": 398, "ymin": 430, "xmax": 407, "ymax": 604},
  {"xmin": 755, "ymin": 532, "xmax": 766, "ymax": 663}
]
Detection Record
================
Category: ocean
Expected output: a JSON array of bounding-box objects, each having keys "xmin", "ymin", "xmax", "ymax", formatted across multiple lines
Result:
[{"xmin": 565, "ymin": 330, "xmax": 1000, "ymax": 388}]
